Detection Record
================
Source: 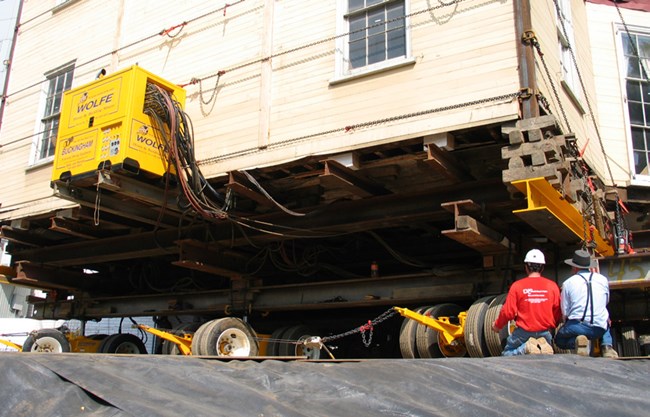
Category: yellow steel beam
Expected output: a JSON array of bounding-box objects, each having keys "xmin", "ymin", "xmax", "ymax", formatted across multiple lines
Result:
[
  {"xmin": 0, "ymin": 338, "xmax": 23, "ymax": 351},
  {"xmin": 511, "ymin": 177, "xmax": 614, "ymax": 256},
  {"xmin": 135, "ymin": 324, "xmax": 192, "ymax": 355},
  {"xmin": 393, "ymin": 307, "xmax": 465, "ymax": 345}
]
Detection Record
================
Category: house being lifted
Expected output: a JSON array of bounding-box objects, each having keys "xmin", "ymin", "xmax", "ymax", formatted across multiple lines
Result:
[{"xmin": 0, "ymin": 0, "xmax": 649, "ymax": 358}]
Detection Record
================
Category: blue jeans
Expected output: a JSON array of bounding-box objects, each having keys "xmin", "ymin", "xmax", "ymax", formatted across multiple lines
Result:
[
  {"xmin": 555, "ymin": 319, "xmax": 606, "ymax": 349},
  {"xmin": 502, "ymin": 327, "xmax": 553, "ymax": 356}
]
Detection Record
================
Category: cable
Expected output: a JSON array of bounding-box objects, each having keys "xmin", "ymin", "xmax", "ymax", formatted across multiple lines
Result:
[{"xmin": 241, "ymin": 170, "xmax": 305, "ymax": 217}]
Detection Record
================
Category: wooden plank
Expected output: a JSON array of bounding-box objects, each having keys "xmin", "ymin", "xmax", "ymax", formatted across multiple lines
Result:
[{"xmin": 442, "ymin": 215, "xmax": 510, "ymax": 254}]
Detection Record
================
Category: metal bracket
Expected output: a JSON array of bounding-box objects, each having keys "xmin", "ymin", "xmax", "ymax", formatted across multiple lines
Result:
[
  {"xmin": 519, "ymin": 87, "xmax": 534, "ymax": 99},
  {"xmin": 522, "ymin": 30, "xmax": 536, "ymax": 44}
]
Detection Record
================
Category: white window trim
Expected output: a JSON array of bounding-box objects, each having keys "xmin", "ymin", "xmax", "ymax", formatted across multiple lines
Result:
[
  {"xmin": 29, "ymin": 81, "xmax": 54, "ymax": 167},
  {"xmin": 617, "ymin": 24, "xmax": 650, "ymax": 186},
  {"xmin": 555, "ymin": 0, "xmax": 583, "ymax": 108},
  {"xmin": 29, "ymin": 62, "xmax": 75, "ymax": 167},
  {"xmin": 331, "ymin": 0, "xmax": 413, "ymax": 85}
]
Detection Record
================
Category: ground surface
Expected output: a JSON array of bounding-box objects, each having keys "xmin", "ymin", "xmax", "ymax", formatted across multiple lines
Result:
[{"xmin": 1, "ymin": 353, "xmax": 649, "ymax": 417}]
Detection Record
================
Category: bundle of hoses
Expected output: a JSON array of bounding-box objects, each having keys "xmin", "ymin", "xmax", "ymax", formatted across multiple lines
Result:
[{"xmin": 144, "ymin": 84, "xmax": 233, "ymax": 219}]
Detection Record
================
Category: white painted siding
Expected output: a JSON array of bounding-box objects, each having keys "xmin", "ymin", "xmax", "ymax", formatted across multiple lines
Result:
[
  {"xmin": 1, "ymin": 0, "xmax": 526, "ymax": 218},
  {"xmin": 586, "ymin": 3, "xmax": 648, "ymax": 187}
]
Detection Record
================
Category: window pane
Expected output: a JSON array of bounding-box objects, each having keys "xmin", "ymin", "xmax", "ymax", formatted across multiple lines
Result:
[
  {"xmin": 57, "ymin": 75, "xmax": 66, "ymax": 94},
  {"xmin": 387, "ymin": 29, "xmax": 405, "ymax": 60},
  {"xmin": 627, "ymin": 57, "xmax": 640, "ymax": 78},
  {"xmin": 634, "ymin": 150, "xmax": 648, "ymax": 175},
  {"xmin": 368, "ymin": 33, "xmax": 385, "ymax": 64},
  {"xmin": 44, "ymin": 97, "xmax": 54, "ymax": 118},
  {"xmin": 350, "ymin": 40, "xmax": 366, "ymax": 68},
  {"xmin": 627, "ymin": 80, "xmax": 642, "ymax": 101},
  {"xmin": 632, "ymin": 127, "xmax": 645, "ymax": 150},
  {"xmin": 646, "ymin": 103, "xmax": 650, "ymax": 125},
  {"xmin": 367, "ymin": 0, "xmax": 384, "ymax": 6},
  {"xmin": 349, "ymin": 15, "xmax": 365, "ymax": 41},
  {"xmin": 349, "ymin": 0, "xmax": 364, "ymax": 13},
  {"xmin": 629, "ymin": 102, "xmax": 644, "ymax": 125},
  {"xmin": 367, "ymin": 9, "xmax": 384, "ymax": 36},
  {"xmin": 64, "ymin": 72, "xmax": 73, "ymax": 89},
  {"xmin": 622, "ymin": 34, "xmax": 636, "ymax": 56},
  {"xmin": 387, "ymin": 3, "xmax": 404, "ymax": 31},
  {"xmin": 40, "ymin": 120, "xmax": 54, "ymax": 160},
  {"xmin": 639, "ymin": 35, "xmax": 650, "ymax": 58},
  {"xmin": 53, "ymin": 91, "xmax": 64, "ymax": 114}
]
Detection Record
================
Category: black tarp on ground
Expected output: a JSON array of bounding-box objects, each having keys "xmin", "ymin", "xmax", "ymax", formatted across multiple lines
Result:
[{"xmin": 1, "ymin": 353, "xmax": 649, "ymax": 417}]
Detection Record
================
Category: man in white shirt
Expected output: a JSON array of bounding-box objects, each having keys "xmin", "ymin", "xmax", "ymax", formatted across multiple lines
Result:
[{"xmin": 554, "ymin": 249, "xmax": 617, "ymax": 357}]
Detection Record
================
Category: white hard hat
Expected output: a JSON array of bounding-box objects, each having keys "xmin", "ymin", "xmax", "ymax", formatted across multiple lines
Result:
[{"xmin": 524, "ymin": 249, "xmax": 545, "ymax": 265}]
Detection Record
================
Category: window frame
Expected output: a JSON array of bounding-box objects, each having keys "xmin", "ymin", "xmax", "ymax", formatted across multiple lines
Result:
[
  {"xmin": 30, "ymin": 62, "xmax": 75, "ymax": 166},
  {"xmin": 332, "ymin": 0, "xmax": 414, "ymax": 84},
  {"xmin": 555, "ymin": 0, "xmax": 583, "ymax": 109},
  {"xmin": 618, "ymin": 25, "xmax": 650, "ymax": 183}
]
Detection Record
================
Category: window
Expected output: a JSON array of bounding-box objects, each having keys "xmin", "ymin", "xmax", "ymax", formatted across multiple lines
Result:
[
  {"xmin": 622, "ymin": 31, "xmax": 650, "ymax": 177},
  {"xmin": 33, "ymin": 64, "xmax": 74, "ymax": 164},
  {"xmin": 335, "ymin": 0, "xmax": 411, "ymax": 81},
  {"xmin": 556, "ymin": 0, "xmax": 581, "ymax": 100}
]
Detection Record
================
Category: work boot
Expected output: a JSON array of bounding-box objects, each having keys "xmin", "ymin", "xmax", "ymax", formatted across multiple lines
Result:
[
  {"xmin": 524, "ymin": 337, "xmax": 541, "ymax": 354},
  {"xmin": 537, "ymin": 337, "xmax": 554, "ymax": 354},
  {"xmin": 574, "ymin": 335, "xmax": 589, "ymax": 357},
  {"xmin": 602, "ymin": 344, "xmax": 619, "ymax": 358}
]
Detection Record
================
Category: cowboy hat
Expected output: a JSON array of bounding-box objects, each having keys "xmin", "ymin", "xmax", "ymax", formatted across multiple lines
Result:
[{"xmin": 564, "ymin": 249, "xmax": 596, "ymax": 269}]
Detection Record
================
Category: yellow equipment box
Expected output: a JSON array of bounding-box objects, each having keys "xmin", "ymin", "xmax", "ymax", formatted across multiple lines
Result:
[{"xmin": 52, "ymin": 65, "xmax": 186, "ymax": 182}]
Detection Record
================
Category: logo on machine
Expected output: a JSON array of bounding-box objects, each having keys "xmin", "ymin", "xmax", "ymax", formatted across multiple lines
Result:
[
  {"xmin": 134, "ymin": 124, "xmax": 165, "ymax": 151},
  {"xmin": 60, "ymin": 136, "xmax": 93, "ymax": 156},
  {"xmin": 76, "ymin": 91, "xmax": 114, "ymax": 113}
]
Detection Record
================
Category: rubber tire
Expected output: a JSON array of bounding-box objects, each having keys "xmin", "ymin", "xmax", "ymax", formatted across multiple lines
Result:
[
  {"xmin": 483, "ymin": 294, "xmax": 510, "ymax": 357},
  {"xmin": 196, "ymin": 318, "xmax": 259, "ymax": 357},
  {"xmin": 100, "ymin": 333, "xmax": 147, "ymax": 354},
  {"xmin": 191, "ymin": 320, "xmax": 222, "ymax": 356},
  {"xmin": 268, "ymin": 326, "xmax": 291, "ymax": 356},
  {"xmin": 465, "ymin": 295, "xmax": 496, "ymax": 358},
  {"xmin": 277, "ymin": 325, "xmax": 320, "ymax": 358},
  {"xmin": 399, "ymin": 306, "xmax": 429, "ymax": 358},
  {"xmin": 22, "ymin": 329, "xmax": 71, "ymax": 353},
  {"xmin": 164, "ymin": 322, "xmax": 201, "ymax": 355},
  {"xmin": 416, "ymin": 304, "xmax": 463, "ymax": 358}
]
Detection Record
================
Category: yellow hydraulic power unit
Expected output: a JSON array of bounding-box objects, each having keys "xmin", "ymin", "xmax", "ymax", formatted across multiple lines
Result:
[{"xmin": 52, "ymin": 65, "xmax": 186, "ymax": 183}]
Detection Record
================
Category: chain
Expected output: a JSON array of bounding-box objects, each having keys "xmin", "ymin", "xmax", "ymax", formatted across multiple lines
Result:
[
  {"xmin": 529, "ymin": 37, "xmax": 570, "ymax": 134},
  {"xmin": 321, "ymin": 308, "xmax": 398, "ymax": 345}
]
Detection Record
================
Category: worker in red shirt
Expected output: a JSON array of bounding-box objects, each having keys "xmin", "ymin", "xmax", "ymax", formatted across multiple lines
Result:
[{"xmin": 491, "ymin": 249, "xmax": 562, "ymax": 355}]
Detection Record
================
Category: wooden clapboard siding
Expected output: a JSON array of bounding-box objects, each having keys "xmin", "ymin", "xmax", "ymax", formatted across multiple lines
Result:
[
  {"xmin": 586, "ymin": 2, "xmax": 646, "ymax": 186},
  {"xmin": 2, "ymin": 0, "xmax": 600, "ymax": 219},
  {"xmin": 528, "ymin": 0, "xmax": 608, "ymax": 182},
  {"xmin": 260, "ymin": 0, "xmax": 519, "ymax": 169}
]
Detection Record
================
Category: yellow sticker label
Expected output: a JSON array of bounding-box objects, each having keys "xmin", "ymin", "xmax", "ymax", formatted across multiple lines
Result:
[
  {"xmin": 66, "ymin": 77, "xmax": 122, "ymax": 130},
  {"xmin": 55, "ymin": 130, "xmax": 98, "ymax": 171}
]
